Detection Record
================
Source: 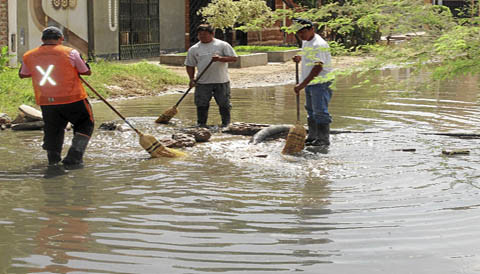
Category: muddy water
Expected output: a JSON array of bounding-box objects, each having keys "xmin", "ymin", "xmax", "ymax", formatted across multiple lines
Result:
[{"xmin": 2, "ymin": 69, "xmax": 480, "ymax": 274}]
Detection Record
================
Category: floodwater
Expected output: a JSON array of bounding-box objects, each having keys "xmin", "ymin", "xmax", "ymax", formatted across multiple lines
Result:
[{"xmin": 1, "ymin": 68, "xmax": 480, "ymax": 274}]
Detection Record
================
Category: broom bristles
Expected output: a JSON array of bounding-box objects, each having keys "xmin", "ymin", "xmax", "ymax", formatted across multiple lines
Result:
[
  {"xmin": 281, "ymin": 123, "xmax": 306, "ymax": 155},
  {"xmin": 139, "ymin": 134, "xmax": 186, "ymax": 158},
  {"xmin": 155, "ymin": 106, "xmax": 178, "ymax": 124}
]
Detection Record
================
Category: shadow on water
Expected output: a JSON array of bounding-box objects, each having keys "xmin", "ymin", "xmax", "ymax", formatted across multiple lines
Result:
[{"xmin": 2, "ymin": 68, "xmax": 480, "ymax": 273}]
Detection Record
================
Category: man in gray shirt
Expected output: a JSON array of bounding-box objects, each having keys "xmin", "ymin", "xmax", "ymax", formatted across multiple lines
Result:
[{"xmin": 185, "ymin": 24, "xmax": 238, "ymax": 127}]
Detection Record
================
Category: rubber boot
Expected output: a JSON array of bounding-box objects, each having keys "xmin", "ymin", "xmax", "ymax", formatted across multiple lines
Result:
[
  {"xmin": 47, "ymin": 150, "xmax": 62, "ymax": 166},
  {"xmin": 219, "ymin": 107, "xmax": 231, "ymax": 127},
  {"xmin": 311, "ymin": 123, "xmax": 330, "ymax": 146},
  {"xmin": 197, "ymin": 106, "xmax": 209, "ymax": 128},
  {"xmin": 62, "ymin": 133, "xmax": 90, "ymax": 169},
  {"xmin": 45, "ymin": 150, "xmax": 66, "ymax": 179},
  {"xmin": 305, "ymin": 118, "xmax": 317, "ymax": 146}
]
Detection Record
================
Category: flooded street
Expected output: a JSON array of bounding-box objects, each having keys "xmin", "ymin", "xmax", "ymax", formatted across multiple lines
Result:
[{"xmin": 2, "ymin": 69, "xmax": 480, "ymax": 274}]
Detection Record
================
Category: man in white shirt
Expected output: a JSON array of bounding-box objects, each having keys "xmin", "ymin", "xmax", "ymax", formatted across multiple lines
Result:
[
  {"xmin": 292, "ymin": 18, "xmax": 333, "ymax": 146},
  {"xmin": 185, "ymin": 24, "xmax": 238, "ymax": 127}
]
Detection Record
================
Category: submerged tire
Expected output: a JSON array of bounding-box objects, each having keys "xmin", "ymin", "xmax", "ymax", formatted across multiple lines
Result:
[{"xmin": 250, "ymin": 125, "xmax": 292, "ymax": 144}]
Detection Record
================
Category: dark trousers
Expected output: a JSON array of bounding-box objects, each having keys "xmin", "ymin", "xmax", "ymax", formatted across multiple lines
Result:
[
  {"xmin": 41, "ymin": 99, "xmax": 94, "ymax": 152},
  {"xmin": 194, "ymin": 82, "xmax": 231, "ymax": 108}
]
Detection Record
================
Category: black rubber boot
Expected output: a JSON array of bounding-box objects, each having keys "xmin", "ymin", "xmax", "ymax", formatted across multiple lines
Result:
[
  {"xmin": 311, "ymin": 123, "xmax": 330, "ymax": 146},
  {"xmin": 197, "ymin": 106, "xmax": 209, "ymax": 128},
  {"xmin": 62, "ymin": 133, "xmax": 90, "ymax": 169},
  {"xmin": 219, "ymin": 107, "xmax": 231, "ymax": 127},
  {"xmin": 305, "ymin": 118, "xmax": 317, "ymax": 146},
  {"xmin": 47, "ymin": 150, "xmax": 62, "ymax": 166}
]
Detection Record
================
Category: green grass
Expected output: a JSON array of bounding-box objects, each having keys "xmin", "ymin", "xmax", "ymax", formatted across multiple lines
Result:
[
  {"xmin": 0, "ymin": 61, "xmax": 188, "ymax": 117},
  {"xmin": 0, "ymin": 68, "xmax": 36, "ymax": 117},
  {"xmin": 87, "ymin": 61, "xmax": 187, "ymax": 97}
]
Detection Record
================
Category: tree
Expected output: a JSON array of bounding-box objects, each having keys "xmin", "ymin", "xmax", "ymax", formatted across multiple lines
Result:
[
  {"xmin": 235, "ymin": 0, "xmax": 276, "ymax": 41},
  {"xmin": 199, "ymin": 0, "xmax": 276, "ymax": 43},
  {"xmin": 277, "ymin": 0, "xmax": 480, "ymax": 88},
  {"xmin": 198, "ymin": 0, "xmax": 239, "ymax": 33}
]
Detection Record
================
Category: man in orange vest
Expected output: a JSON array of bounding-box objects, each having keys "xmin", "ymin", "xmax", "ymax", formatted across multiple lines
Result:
[{"xmin": 19, "ymin": 26, "xmax": 93, "ymax": 169}]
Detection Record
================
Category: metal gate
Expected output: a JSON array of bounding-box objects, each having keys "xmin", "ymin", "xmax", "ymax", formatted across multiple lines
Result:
[
  {"xmin": 119, "ymin": 0, "xmax": 160, "ymax": 60},
  {"xmin": 189, "ymin": 0, "xmax": 210, "ymax": 46}
]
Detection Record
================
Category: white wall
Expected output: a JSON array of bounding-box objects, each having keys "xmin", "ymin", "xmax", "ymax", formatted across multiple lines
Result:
[
  {"xmin": 43, "ymin": 0, "xmax": 88, "ymax": 41},
  {"xmin": 8, "ymin": 0, "xmax": 16, "ymax": 66}
]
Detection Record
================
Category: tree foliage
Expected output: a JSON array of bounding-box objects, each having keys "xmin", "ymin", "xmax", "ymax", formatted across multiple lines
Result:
[
  {"xmin": 278, "ymin": 0, "xmax": 480, "ymax": 84},
  {"xmin": 359, "ymin": 1, "xmax": 480, "ymax": 81},
  {"xmin": 199, "ymin": 0, "xmax": 480, "ymax": 83},
  {"xmin": 198, "ymin": 0, "xmax": 275, "ymax": 39},
  {"xmin": 235, "ymin": 0, "xmax": 276, "ymax": 34},
  {"xmin": 198, "ymin": 0, "xmax": 239, "ymax": 31}
]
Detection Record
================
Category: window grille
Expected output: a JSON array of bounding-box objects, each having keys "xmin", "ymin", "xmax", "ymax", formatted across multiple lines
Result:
[{"xmin": 119, "ymin": 0, "xmax": 160, "ymax": 60}]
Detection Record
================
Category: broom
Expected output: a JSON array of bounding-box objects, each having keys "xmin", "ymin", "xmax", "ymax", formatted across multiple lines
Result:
[
  {"xmin": 80, "ymin": 77, "xmax": 185, "ymax": 158},
  {"xmin": 155, "ymin": 59, "xmax": 215, "ymax": 124},
  {"xmin": 282, "ymin": 61, "xmax": 307, "ymax": 155}
]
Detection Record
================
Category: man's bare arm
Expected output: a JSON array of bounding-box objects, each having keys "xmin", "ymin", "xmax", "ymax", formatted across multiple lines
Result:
[{"xmin": 212, "ymin": 55, "xmax": 238, "ymax": 63}]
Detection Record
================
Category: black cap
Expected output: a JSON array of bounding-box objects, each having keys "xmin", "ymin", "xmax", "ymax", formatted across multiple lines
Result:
[
  {"xmin": 293, "ymin": 18, "xmax": 313, "ymax": 31},
  {"xmin": 42, "ymin": 26, "xmax": 63, "ymax": 40}
]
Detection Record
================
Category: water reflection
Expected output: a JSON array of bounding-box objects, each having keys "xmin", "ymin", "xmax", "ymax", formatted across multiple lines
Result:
[
  {"xmin": 1, "ymin": 69, "xmax": 480, "ymax": 273},
  {"xmin": 28, "ymin": 176, "xmax": 94, "ymax": 273}
]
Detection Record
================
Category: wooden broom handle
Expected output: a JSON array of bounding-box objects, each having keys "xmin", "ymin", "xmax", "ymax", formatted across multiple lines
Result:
[
  {"xmin": 175, "ymin": 58, "xmax": 215, "ymax": 107},
  {"xmin": 295, "ymin": 61, "xmax": 300, "ymax": 122},
  {"xmin": 80, "ymin": 77, "xmax": 142, "ymax": 136}
]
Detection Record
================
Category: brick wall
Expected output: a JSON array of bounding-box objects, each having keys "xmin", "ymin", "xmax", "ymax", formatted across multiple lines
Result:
[
  {"xmin": 0, "ymin": 0, "xmax": 7, "ymax": 47},
  {"xmin": 247, "ymin": 0, "xmax": 297, "ymax": 46}
]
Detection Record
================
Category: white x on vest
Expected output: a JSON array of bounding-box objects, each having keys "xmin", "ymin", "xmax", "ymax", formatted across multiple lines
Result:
[{"xmin": 36, "ymin": 65, "xmax": 57, "ymax": 86}]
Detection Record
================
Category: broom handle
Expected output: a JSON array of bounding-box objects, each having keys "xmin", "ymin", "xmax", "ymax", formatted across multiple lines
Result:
[
  {"xmin": 175, "ymin": 59, "xmax": 215, "ymax": 107},
  {"xmin": 295, "ymin": 61, "xmax": 300, "ymax": 122},
  {"xmin": 80, "ymin": 77, "xmax": 142, "ymax": 136}
]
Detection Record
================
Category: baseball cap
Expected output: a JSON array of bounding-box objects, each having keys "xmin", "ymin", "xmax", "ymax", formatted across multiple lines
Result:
[
  {"xmin": 42, "ymin": 26, "xmax": 63, "ymax": 40},
  {"xmin": 293, "ymin": 18, "xmax": 313, "ymax": 31}
]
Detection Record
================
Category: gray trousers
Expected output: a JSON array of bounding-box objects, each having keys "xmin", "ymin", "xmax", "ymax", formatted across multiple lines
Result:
[{"xmin": 194, "ymin": 82, "xmax": 231, "ymax": 109}]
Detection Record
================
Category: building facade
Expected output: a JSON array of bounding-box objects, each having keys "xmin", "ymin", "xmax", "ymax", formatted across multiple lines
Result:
[
  {"xmin": 0, "ymin": 0, "xmax": 7, "ymax": 47},
  {"xmin": 2, "ymin": 0, "xmax": 299, "ymax": 64},
  {"xmin": 6, "ymin": 0, "xmax": 185, "ymax": 63}
]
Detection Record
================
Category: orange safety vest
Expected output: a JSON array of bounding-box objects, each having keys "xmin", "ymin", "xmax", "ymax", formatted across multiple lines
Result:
[{"xmin": 23, "ymin": 45, "xmax": 87, "ymax": 106}]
